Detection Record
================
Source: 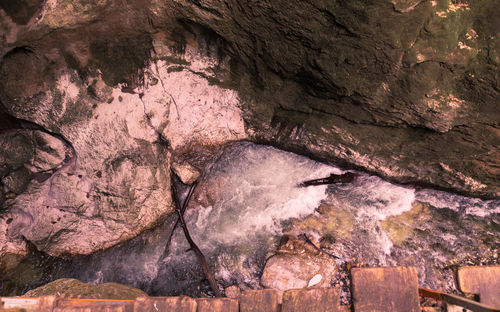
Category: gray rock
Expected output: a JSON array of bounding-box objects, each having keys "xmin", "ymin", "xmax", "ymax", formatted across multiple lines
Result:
[{"xmin": 2, "ymin": 166, "xmax": 31, "ymax": 194}]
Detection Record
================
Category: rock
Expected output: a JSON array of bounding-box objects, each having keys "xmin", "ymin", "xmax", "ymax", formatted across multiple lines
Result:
[
  {"xmin": 0, "ymin": 213, "xmax": 27, "ymax": 273},
  {"xmin": 0, "ymin": 129, "xmax": 68, "ymax": 194},
  {"xmin": 381, "ymin": 202, "xmax": 433, "ymax": 245},
  {"xmin": 260, "ymin": 252, "xmax": 336, "ymax": 292},
  {"xmin": 307, "ymin": 274, "xmax": 323, "ymax": 287},
  {"xmin": 224, "ymin": 285, "xmax": 241, "ymax": 299},
  {"xmin": 0, "ymin": 34, "xmax": 247, "ymax": 258},
  {"xmin": 1, "ymin": 166, "xmax": 31, "ymax": 194},
  {"xmin": 172, "ymin": 161, "xmax": 201, "ymax": 185},
  {"xmin": 0, "ymin": 0, "xmax": 43, "ymax": 25},
  {"xmin": 0, "ymin": 0, "xmax": 498, "ymax": 263},
  {"xmin": 24, "ymin": 278, "xmax": 147, "ymax": 300}
]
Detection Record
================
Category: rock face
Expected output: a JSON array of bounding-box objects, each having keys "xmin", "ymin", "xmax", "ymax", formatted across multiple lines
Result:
[
  {"xmin": 166, "ymin": 0, "xmax": 500, "ymax": 198},
  {"xmin": 0, "ymin": 0, "xmax": 498, "ymax": 264},
  {"xmin": 260, "ymin": 237, "xmax": 337, "ymax": 292}
]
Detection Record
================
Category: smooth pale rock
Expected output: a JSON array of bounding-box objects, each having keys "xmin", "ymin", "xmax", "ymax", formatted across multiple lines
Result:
[
  {"xmin": 24, "ymin": 278, "xmax": 147, "ymax": 300},
  {"xmin": 282, "ymin": 288, "xmax": 340, "ymax": 312},
  {"xmin": 134, "ymin": 296, "xmax": 197, "ymax": 312},
  {"xmin": 307, "ymin": 274, "xmax": 323, "ymax": 287},
  {"xmin": 172, "ymin": 161, "xmax": 201, "ymax": 185},
  {"xmin": 239, "ymin": 289, "xmax": 280, "ymax": 312},
  {"xmin": 195, "ymin": 298, "xmax": 238, "ymax": 312},
  {"xmin": 457, "ymin": 265, "xmax": 500, "ymax": 307},
  {"xmin": 1, "ymin": 40, "xmax": 247, "ymax": 257},
  {"xmin": 261, "ymin": 253, "xmax": 336, "ymax": 292},
  {"xmin": 351, "ymin": 266, "xmax": 420, "ymax": 312}
]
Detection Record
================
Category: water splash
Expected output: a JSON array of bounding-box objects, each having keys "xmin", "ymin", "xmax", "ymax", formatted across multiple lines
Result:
[{"xmin": 6, "ymin": 142, "xmax": 498, "ymax": 298}]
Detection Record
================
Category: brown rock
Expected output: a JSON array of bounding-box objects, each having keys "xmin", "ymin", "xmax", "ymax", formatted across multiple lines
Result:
[
  {"xmin": 351, "ymin": 266, "xmax": 420, "ymax": 312},
  {"xmin": 172, "ymin": 161, "xmax": 201, "ymax": 185},
  {"xmin": 261, "ymin": 252, "xmax": 336, "ymax": 291},
  {"xmin": 282, "ymin": 288, "xmax": 340, "ymax": 312},
  {"xmin": 24, "ymin": 278, "xmax": 146, "ymax": 300},
  {"xmin": 457, "ymin": 265, "xmax": 500, "ymax": 307},
  {"xmin": 195, "ymin": 298, "xmax": 238, "ymax": 312},
  {"xmin": 240, "ymin": 289, "xmax": 280, "ymax": 312},
  {"xmin": 224, "ymin": 285, "xmax": 241, "ymax": 299},
  {"xmin": 134, "ymin": 296, "xmax": 197, "ymax": 312}
]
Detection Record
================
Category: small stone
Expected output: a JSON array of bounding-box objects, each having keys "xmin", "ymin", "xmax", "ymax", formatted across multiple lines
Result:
[
  {"xmin": 172, "ymin": 161, "xmax": 201, "ymax": 185},
  {"xmin": 307, "ymin": 274, "xmax": 323, "ymax": 287},
  {"xmin": 224, "ymin": 285, "xmax": 241, "ymax": 299}
]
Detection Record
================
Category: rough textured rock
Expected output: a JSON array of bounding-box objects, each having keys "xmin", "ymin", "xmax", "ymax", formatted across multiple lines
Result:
[
  {"xmin": 164, "ymin": 0, "xmax": 500, "ymax": 198},
  {"xmin": 260, "ymin": 237, "xmax": 337, "ymax": 292},
  {"xmin": 0, "ymin": 213, "xmax": 27, "ymax": 273},
  {"xmin": 0, "ymin": 15, "xmax": 246, "ymax": 259},
  {"xmin": 172, "ymin": 162, "xmax": 201, "ymax": 185},
  {"xmin": 24, "ymin": 278, "xmax": 146, "ymax": 300},
  {"xmin": 0, "ymin": 0, "xmax": 499, "ymax": 264}
]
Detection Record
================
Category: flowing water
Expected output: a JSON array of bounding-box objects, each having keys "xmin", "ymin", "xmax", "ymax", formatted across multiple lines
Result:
[{"xmin": 1, "ymin": 142, "xmax": 499, "ymax": 298}]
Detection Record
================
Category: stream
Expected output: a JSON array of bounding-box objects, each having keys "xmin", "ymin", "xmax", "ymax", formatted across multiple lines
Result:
[{"xmin": 1, "ymin": 142, "xmax": 499, "ymax": 299}]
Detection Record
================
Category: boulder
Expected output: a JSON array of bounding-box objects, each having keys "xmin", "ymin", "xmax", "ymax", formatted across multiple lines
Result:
[
  {"xmin": 24, "ymin": 278, "xmax": 146, "ymax": 300},
  {"xmin": 261, "ymin": 252, "xmax": 336, "ymax": 292}
]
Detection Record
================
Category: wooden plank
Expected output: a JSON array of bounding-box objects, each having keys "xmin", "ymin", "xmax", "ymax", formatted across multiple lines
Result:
[
  {"xmin": 351, "ymin": 266, "xmax": 419, "ymax": 312},
  {"xmin": 282, "ymin": 288, "xmax": 340, "ymax": 312},
  {"xmin": 458, "ymin": 266, "xmax": 500, "ymax": 308},
  {"xmin": 196, "ymin": 298, "xmax": 238, "ymax": 312},
  {"xmin": 133, "ymin": 296, "xmax": 196, "ymax": 312},
  {"xmin": 240, "ymin": 289, "xmax": 280, "ymax": 312},
  {"xmin": 55, "ymin": 298, "xmax": 133, "ymax": 312},
  {"xmin": 442, "ymin": 293, "xmax": 500, "ymax": 312}
]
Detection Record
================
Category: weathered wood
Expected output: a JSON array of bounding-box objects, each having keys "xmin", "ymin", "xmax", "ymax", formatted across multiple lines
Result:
[
  {"xmin": 298, "ymin": 172, "xmax": 357, "ymax": 187},
  {"xmin": 170, "ymin": 170, "xmax": 222, "ymax": 297},
  {"xmin": 458, "ymin": 266, "xmax": 500, "ymax": 308},
  {"xmin": 351, "ymin": 266, "xmax": 420, "ymax": 312},
  {"xmin": 54, "ymin": 298, "xmax": 134, "ymax": 312},
  {"xmin": 195, "ymin": 298, "xmax": 239, "ymax": 312},
  {"xmin": 133, "ymin": 296, "xmax": 197, "ymax": 312},
  {"xmin": 420, "ymin": 289, "xmax": 500, "ymax": 312},
  {"xmin": 240, "ymin": 289, "xmax": 280, "ymax": 312},
  {"xmin": 282, "ymin": 288, "xmax": 340, "ymax": 312}
]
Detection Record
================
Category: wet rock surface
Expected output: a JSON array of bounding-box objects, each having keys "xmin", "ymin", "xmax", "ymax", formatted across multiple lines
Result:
[{"xmin": 0, "ymin": 0, "xmax": 498, "ymax": 301}]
